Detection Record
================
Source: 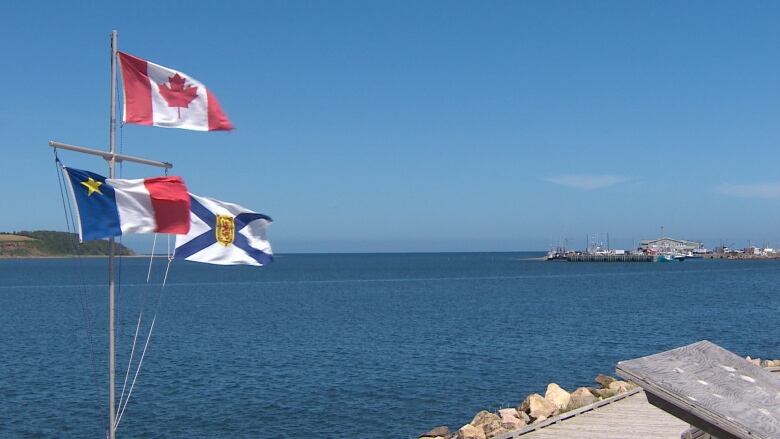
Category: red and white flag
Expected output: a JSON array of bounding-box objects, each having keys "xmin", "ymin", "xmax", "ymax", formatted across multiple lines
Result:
[{"xmin": 118, "ymin": 51, "xmax": 234, "ymax": 131}]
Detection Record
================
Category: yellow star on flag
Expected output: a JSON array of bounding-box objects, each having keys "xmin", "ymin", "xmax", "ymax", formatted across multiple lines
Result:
[{"xmin": 80, "ymin": 177, "xmax": 103, "ymax": 196}]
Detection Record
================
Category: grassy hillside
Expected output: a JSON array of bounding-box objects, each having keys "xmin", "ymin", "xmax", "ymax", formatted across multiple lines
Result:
[{"xmin": 0, "ymin": 231, "xmax": 134, "ymax": 257}]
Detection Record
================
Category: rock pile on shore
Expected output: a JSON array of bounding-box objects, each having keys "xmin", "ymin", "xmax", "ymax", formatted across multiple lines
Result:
[
  {"xmin": 419, "ymin": 373, "xmax": 637, "ymax": 439},
  {"xmin": 420, "ymin": 356, "xmax": 780, "ymax": 439},
  {"xmin": 748, "ymin": 356, "xmax": 780, "ymax": 368}
]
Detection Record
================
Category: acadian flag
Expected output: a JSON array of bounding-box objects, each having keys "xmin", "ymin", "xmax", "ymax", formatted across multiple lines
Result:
[
  {"xmin": 174, "ymin": 194, "xmax": 273, "ymax": 266},
  {"xmin": 117, "ymin": 51, "xmax": 234, "ymax": 131},
  {"xmin": 63, "ymin": 168, "xmax": 191, "ymax": 241}
]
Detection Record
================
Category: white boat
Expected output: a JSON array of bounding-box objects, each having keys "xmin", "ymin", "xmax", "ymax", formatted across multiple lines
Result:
[
  {"xmin": 655, "ymin": 252, "xmax": 685, "ymax": 262},
  {"xmin": 546, "ymin": 247, "xmax": 569, "ymax": 261}
]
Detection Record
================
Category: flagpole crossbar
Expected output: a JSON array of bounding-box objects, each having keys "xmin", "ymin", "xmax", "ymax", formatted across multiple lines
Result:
[{"xmin": 49, "ymin": 140, "xmax": 173, "ymax": 169}]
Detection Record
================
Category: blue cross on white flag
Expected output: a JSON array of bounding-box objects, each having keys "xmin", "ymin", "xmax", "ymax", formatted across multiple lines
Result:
[{"xmin": 174, "ymin": 194, "xmax": 273, "ymax": 266}]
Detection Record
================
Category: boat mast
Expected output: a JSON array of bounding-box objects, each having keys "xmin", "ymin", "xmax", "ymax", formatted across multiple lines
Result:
[{"xmin": 108, "ymin": 29, "xmax": 118, "ymax": 439}]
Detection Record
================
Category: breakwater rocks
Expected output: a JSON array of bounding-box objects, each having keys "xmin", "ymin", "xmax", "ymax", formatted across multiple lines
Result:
[
  {"xmin": 420, "ymin": 357, "xmax": 780, "ymax": 439},
  {"xmin": 419, "ymin": 373, "xmax": 637, "ymax": 439}
]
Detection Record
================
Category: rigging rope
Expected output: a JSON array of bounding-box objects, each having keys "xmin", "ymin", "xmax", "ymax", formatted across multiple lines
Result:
[
  {"xmin": 147, "ymin": 234, "xmax": 158, "ymax": 283},
  {"xmin": 115, "ymin": 309, "xmax": 142, "ymax": 423},
  {"xmin": 54, "ymin": 154, "xmax": 73, "ymax": 234},
  {"xmin": 164, "ymin": 243, "xmax": 174, "ymax": 287},
  {"xmin": 54, "ymin": 155, "xmax": 108, "ymax": 435},
  {"xmin": 113, "ymin": 149, "xmax": 171, "ymax": 431},
  {"xmin": 114, "ymin": 254, "xmax": 174, "ymax": 430},
  {"xmin": 116, "ymin": 233, "xmax": 159, "ymax": 419}
]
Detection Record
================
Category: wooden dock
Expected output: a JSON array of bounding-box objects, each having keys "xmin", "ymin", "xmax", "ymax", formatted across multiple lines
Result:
[
  {"xmin": 565, "ymin": 254, "xmax": 654, "ymax": 262},
  {"xmin": 616, "ymin": 341, "xmax": 780, "ymax": 439},
  {"xmin": 494, "ymin": 389, "xmax": 688, "ymax": 439}
]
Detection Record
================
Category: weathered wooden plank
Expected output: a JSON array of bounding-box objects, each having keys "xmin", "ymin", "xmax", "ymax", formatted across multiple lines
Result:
[
  {"xmin": 616, "ymin": 340, "xmax": 780, "ymax": 439},
  {"xmin": 493, "ymin": 388, "xmax": 642, "ymax": 438},
  {"xmin": 516, "ymin": 391, "xmax": 688, "ymax": 438}
]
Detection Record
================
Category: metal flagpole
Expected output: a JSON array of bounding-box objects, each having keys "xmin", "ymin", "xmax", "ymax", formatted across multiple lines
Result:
[
  {"xmin": 48, "ymin": 30, "xmax": 173, "ymax": 439},
  {"xmin": 108, "ymin": 29, "xmax": 118, "ymax": 439}
]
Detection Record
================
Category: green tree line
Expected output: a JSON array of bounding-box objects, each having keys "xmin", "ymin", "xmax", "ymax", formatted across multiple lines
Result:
[{"xmin": 0, "ymin": 230, "xmax": 134, "ymax": 256}]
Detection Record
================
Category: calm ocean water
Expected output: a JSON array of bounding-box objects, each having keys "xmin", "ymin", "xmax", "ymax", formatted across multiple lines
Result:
[{"xmin": 2, "ymin": 253, "xmax": 780, "ymax": 438}]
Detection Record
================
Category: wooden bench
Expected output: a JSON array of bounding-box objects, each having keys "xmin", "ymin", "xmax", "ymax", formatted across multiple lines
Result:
[{"xmin": 616, "ymin": 340, "xmax": 780, "ymax": 439}]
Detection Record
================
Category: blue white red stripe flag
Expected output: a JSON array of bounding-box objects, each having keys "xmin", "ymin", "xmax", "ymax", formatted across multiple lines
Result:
[
  {"xmin": 174, "ymin": 194, "xmax": 273, "ymax": 266},
  {"xmin": 63, "ymin": 167, "xmax": 191, "ymax": 241}
]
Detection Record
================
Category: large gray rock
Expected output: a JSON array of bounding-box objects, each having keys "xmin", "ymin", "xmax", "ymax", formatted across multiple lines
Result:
[
  {"xmin": 544, "ymin": 383, "xmax": 571, "ymax": 410},
  {"xmin": 470, "ymin": 410, "xmax": 500, "ymax": 428},
  {"xmin": 498, "ymin": 408, "xmax": 526, "ymax": 430},
  {"xmin": 608, "ymin": 380, "xmax": 633, "ymax": 393},
  {"xmin": 517, "ymin": 395, "xmax": 531, "ymax": 414},
  {"xmin": 527, "ymin": 393, "xmax": 558, "ymax": 421},
  {"xmin": 482, "ymin": 420, "xmax": 505, "ymax": 438},
  {"xmin": 569, "ymin": 387, "xmax": 597, "ymax": 408},
  {"xmin": 498, "ymin": 407, "xmax": 519, "ymax": 420},
  {"xmin": 457, "ymin": 424, "xmax": 486, "ymax": 439},
  {"xmin": 591, "ymin": 387, "xmax": 617, "ymax": 399},
  {"xmin": 420, "ymin": 426, "xmax": 450, "ymax": 438},
  {"xmin": 595, "ymin": 373, "xmax": 616, "ymax": 388},
  {"xmin": 518, "ymin": 410, "xmax": 531, "ymax": 424}
]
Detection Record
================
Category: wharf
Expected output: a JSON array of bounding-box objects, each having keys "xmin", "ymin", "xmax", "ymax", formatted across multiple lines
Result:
[
  {"xmin": 565, "ymin": 254, "xmax": 653, "ymax": 262},
  {"xmin": 496, "ymin": 389, "xmax": 688, "ymax": 439}
]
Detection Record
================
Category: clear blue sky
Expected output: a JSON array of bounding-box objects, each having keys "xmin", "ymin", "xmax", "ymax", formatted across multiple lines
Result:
[{"xmin": 2, "ymin": 1, "xmax": 780, "ymax": 252}]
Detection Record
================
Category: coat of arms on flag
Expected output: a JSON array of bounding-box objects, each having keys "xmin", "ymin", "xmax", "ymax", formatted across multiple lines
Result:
[
  {"xmin": 216, "ymin": 215, "xmax": 235, "ymax": 246},
  {"xmin": 174, "ymin": 194, "xmax": 273, "ymax": 266}
]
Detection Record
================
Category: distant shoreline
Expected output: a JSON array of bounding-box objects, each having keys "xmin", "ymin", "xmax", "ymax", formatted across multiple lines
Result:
[{"xmin": 0, "ymin": 254, "xmax": 166, "ymax": 259}]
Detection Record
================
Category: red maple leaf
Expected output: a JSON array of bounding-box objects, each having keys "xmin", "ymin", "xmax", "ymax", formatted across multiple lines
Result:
[{"xmin": 158, "ymin": 73, "xmax": 198, "ymax": 118}]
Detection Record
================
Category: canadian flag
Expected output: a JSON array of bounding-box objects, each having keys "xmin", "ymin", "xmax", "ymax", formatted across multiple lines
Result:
[{"xmin": 118, "ymin": 51, "xmax": 234, "ymax": 131}]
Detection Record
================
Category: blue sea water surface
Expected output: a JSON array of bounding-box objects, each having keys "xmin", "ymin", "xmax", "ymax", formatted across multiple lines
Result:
[{"xmin": 2, "ymin": 253, "xmax": 780, "ymax": 438}]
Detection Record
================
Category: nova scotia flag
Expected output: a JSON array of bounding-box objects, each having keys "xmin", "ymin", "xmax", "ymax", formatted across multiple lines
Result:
[{"xmin": 174, "ymin": 194, "xmax": 273, "ymax": 266}]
